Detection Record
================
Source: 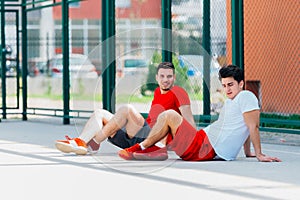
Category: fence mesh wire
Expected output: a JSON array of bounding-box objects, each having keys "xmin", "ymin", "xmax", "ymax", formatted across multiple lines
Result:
[
  {"xmin": 1, "ymin": 0, "xmax": 299, "ymax": 129},
  {"xmin": 242, "ymin": 0, "xmax": 300, "ymax": 129}
]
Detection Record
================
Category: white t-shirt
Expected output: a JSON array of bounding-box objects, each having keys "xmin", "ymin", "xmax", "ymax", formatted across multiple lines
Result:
[{"xmin": 204, "ymin": 90, "xmax": 260, "ymax": 160}]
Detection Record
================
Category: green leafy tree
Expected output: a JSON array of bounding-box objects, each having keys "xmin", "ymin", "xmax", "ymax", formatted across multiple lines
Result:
[{"xmin": 141, "ymin": 51, "xmax": 191, "ymax": 96}]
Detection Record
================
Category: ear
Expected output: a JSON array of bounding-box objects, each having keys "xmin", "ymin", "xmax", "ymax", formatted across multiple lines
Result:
[{"xmin": 239, "ymin": 80, "xmax": 244, "ymax": 89}]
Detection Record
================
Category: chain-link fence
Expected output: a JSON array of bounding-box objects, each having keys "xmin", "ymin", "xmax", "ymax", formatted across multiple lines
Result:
[
  {"xmin": 172, "ymin": 0, "xmax": 226, "ymax": 117},
  {"xmin": 0, "ymin": 9, "xmax": 20, "ymax": 116},
  {"xmin": 1, "ymin": 0, "xmax": 299, "ymax": 132},
  {"xmin": 242, "ymin": 0, "xmax": 300, "ymax": 130}
]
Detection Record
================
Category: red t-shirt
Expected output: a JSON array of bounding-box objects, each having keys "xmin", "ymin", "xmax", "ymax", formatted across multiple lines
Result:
[{"xmin": 146, "ymin": 85, "xmax": 191, "ymax": 128}]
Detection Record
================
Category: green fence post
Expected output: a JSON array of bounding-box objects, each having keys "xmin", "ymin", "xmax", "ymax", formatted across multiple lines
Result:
[
  {"xmin": 238, "ymin": 0, "xmax": 244, "ymax": 70},
  {"xmin": 161, "ymin": 0, "xmax": 172, "ymax": 62},
  {"xmin": 101, "ymin": 0, "xmax": 116, "ymax": 112},
  {"xmin": 231, "ymin": 0, "xmax": 238, "ymax": 65},
  {"xmin": 231, "ymin": 0, "xmax": 244, "ymax": 70},
  {"xmin": 202, "ymin": 0, "xmax": 211, "ymax": 117},
  {"xmin": 62, "ymin": 0, "xmax": 70, "ymax": 124},
  {"xmin": 1, "ymin": 1, "xmax": 7, "ymax": 119},
  {"xmin": 15, "ymin": 11, "xmax": 20, "ymax": 110},
  {"xmin": 21, "ymin": 0, "xmax": 28, "ymax": 120}
]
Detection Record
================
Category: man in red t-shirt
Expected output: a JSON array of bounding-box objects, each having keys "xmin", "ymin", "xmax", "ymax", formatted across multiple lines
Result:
[
  {"xmin": 55, "ymin": 62, "xmax": 195, "ymax": 156},
  {"xmin": 118, "ymin": 65, "xmax": 281, "ymax": 162}
]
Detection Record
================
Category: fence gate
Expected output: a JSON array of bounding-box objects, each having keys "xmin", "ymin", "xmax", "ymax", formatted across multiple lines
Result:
[{"xmin": 1, "ymin": 9, "xmax": 21, "ymax": 120}]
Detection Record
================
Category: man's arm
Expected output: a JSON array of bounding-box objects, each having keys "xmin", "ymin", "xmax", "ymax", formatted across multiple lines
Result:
[
  {"xmin": 243, "ymin": 110, "xmax": 281, "ymax": 162},
  {"xmin": 243, "ymin": 136, "xmax": 256, "ymax": 157},
  {"xmin": 179, "ymin": 105, "xmax": 196, "ymax": 128}
]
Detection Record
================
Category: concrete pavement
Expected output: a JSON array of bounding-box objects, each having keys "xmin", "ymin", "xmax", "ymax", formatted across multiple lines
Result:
[{"xmin": 0, "ymin": 118, "xmax": 300, "ymax": 200}]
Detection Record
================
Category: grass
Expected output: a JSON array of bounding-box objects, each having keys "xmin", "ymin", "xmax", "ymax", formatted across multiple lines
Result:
[
  {"xmin": 26, "ymin": 88, "xmax": 201, "ymax": 103},
  {"xmin": 26, "ymin": 93, "xmax": 154, "ymax": 103}
]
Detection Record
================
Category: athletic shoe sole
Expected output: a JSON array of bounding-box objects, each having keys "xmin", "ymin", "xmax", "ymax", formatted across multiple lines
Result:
[
  {"xmin": 118, "ymin": 150, "xmax": 135, "ymax": 160},
  {"xmin": 133, "ymin": 152, "xmax": 168, "ymax": 161},
  {"xmin": 55, "ymin": 141, "xmax": 87, "ymax": 155}
]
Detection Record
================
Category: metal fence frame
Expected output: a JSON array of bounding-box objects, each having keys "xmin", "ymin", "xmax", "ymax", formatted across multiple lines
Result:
[{"xmin": 0, "ymin": 0, "xmax": 299, "ymax": 134}]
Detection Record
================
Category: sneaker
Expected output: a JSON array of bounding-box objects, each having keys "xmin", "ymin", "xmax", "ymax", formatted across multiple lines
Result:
[
  {"xmin": 118, "ymin": 143, "xmax": 142, "ymax": 160},
  {"xmin": 133, "ymin": 145, "xmax": 168, "ymax": 161},
  {"xmin": 87, "ymin": 138, "xmax": 100, "ymax": 154},
  {"xmin": 55, "ymin": 135, "xmax": 88, "ymax": 155}
]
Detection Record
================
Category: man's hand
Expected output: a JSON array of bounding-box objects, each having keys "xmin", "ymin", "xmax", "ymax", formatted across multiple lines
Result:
[
  {"xmin": 245, "ymin": 152, "xmax": 256, "ymax": 157},
  {"xmin": 256, "ymin": 153, "xmax": 282, "ymax": 162}
]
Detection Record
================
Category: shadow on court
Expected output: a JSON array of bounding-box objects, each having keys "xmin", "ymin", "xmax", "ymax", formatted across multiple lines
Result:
[{"xmin": 0, "ymin": 118, "xmax": 299, "ymax": 200}]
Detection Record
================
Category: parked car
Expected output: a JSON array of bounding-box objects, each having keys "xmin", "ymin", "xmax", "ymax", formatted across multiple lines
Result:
[
  {"xmin": 178, "ymin": 54, "xmax": 220, "ymax": 77},
  {"xmin": 1, "ymin": 57, "xmax": 17, "ymax": 77},
  {"xmin": 48, "ymin": 54, "xmax": 98, "ymax": 78},
  {"xmin": 28, "ymin": 57, "xmax": 48, "ymax": 77},
  {"xmin": 116, "ymin": 56, "xmax": 149, "ymax": 77},
  {"xmin": 0, "ymin": 44, "xmax": 17, "ymax": 77}
]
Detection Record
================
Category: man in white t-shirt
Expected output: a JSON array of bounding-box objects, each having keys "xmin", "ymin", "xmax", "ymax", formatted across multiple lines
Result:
[{"xmin": 119, "ymin": 65, "xmax": 282, "ymax": 162}]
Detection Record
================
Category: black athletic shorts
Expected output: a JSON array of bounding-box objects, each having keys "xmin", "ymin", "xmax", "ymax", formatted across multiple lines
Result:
[{"xmin": 107, "ymin": 122, "xmax": 151, "ymax": 149}]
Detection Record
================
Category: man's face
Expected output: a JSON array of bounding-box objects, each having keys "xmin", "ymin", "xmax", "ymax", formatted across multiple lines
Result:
[
  {"xmin": 221, "ymin": 77, "xmax": 244, "ymax": 99},
  {"xmin": 156, "ymin": 68, "xmax": 175, "ymax": 93}
]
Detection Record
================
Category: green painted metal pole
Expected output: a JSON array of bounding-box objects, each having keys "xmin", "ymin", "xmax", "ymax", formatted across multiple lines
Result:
[
  {"xmin": 202, "ymin": 0, "xmax": 211, "ymax": 116},
  {"xmin": 231, "ymin": 0, "xmax": 244, "ymax": 70},
  {"xmin": 231, "ymin": 0, "xmax": 238, "ymax": 66},
  {"xmin": 238, "ymin": 0, "xmax": 244, "ymax": 70},
  {"xmin": 21, "ymin": 0, "xmax": 28, "ymax": 120},
  {"xmin": 62, "ymin": 0, "xmax": 70, "ymax": 124},
  {"xmin": 161, "ymin": 0, "xmax": 172, "ymax": 62},
  {"xmin": 101, "ymin": 0, "xmax": 116, "ymax": 112},
  {"xmin": 1, "ymin": 1, "xmax": 7, "ymax": 119},
  {"xmin": 15, "ymin": 11, "xmax": 20, "ymax": 109}
]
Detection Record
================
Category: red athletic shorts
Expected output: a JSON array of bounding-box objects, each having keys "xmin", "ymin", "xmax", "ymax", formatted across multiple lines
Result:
[{"xmin": 167, "ymin": 119, "xmax": 216, "ymax": 161}]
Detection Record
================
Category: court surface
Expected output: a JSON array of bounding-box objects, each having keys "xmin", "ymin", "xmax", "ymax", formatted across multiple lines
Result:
[{"xmin": 0, "ymin": 119, "xmax": 299, "ymax": 200}]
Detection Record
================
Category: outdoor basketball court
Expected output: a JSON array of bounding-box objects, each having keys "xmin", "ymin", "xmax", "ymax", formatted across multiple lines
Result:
[{"xmin": 0, "ymin": 118, "xmax": 299, "ymax": 200}]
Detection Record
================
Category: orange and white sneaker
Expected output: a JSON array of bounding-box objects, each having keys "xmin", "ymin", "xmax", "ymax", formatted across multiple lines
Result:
[{"xmin": 55, "ymin": 135, "xmax": 88, "ymax": 155}]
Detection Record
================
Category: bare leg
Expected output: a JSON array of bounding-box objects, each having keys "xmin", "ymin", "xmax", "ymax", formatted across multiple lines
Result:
[
  {"xmin": 141, "ymin": 110, "xmax": 183, "ymax": 148},
  {"xmin": 78, "ymin": 109, "xmax": 114, "ymax": 142},
  {"xmin": 94, "ymin": 104, "xmax": 145, "ymax": 143}
]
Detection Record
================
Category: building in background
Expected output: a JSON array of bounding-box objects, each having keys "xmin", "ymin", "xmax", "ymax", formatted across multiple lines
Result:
[{"xmin": 5, "ymin": 0, "xmax": 297, "ymax": 115}]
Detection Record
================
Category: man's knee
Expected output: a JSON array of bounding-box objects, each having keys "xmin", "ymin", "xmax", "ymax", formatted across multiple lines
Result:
[
  {"xmin": 92, "ymin": 109, "xmax": 103, "ymax": 117},
  {"xmin": 165, "ymin": 109, "xmax": 179, "ymax": 117},
  {"xmin": 117, "ymin": 104, "xmax": 142, "ymax": 119},
  {"xmin": 117, "ymin": 104, "xmax": 134, "ymax": 113},
  {"xmin": 93, "ymin": 109, "xmax": 112, "ymax": 120},
  {"xmin": 157, "ymin": 110, "xmax": 179, "ymax": 123}
]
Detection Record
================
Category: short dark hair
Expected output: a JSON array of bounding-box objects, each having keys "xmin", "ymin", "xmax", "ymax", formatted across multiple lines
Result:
[
  {"xmin": 219, "ymin": 64, "xmax": 244, "ymax": 83},
  {"xmin": 157, "ymin": 62, "xmax": 175, "ymax": 74}
]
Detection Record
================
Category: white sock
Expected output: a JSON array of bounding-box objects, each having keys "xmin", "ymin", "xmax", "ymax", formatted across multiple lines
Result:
[
  {"xmin": 155, "ymin": 142, "xmax": 166, "ymax": 148},
  {"xmin": 79, "ymin": 133, "xmax": 95, "ymax": 143},
  {"xmin": 140, "ymin": 143, "xmax": 146, "ymax": 150}
]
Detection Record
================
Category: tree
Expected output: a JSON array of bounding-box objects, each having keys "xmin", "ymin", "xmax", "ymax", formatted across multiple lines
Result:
[{"xmin": 141, "ymin": 51, "xmax": 191, "ymax": 96}]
